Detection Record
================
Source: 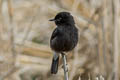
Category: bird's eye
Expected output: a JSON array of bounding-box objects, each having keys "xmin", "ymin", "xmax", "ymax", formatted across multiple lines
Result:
[
  {"xmin": 59, "ymin": 18, "xmax": 62, "ymax": 20},
  {"xmin": 57, "ymin": 18, "xmax": 62, "ymax": 21}
]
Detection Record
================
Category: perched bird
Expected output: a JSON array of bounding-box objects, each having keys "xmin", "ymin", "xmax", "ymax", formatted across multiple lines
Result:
[{"xmin": 49, "ymin": 12, "xmax": 78, "ymax": 74}]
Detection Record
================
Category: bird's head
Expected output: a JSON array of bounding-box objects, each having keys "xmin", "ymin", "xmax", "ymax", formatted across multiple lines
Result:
[{"xmin": 49, "ymin": 12, "xmax": 75, "ymax": 26}]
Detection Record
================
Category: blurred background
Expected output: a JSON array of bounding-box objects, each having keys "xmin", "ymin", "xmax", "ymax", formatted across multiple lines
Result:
[{"xmin": 0, "ymin": 0, "xmax": 120, "ymax": 80}]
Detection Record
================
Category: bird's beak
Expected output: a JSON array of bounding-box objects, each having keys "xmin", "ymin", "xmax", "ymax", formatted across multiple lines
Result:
[{"xmin": 49, "ymin": 19, "xmax": 55, "ymax": 21}]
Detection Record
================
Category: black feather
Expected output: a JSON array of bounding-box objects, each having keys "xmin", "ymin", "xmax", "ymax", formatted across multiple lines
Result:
[
  {"xmin": 50, "ymin": 12, "xmax": 78, "ymax": 74},
  {"xmin": 51, "ymin": 56, "xmax": 59, "ymax": 74}
]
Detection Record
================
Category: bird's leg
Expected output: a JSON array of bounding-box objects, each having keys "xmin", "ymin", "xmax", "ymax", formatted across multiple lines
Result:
[{"xmin": 61, "ymin": 52, "xmax": 69, "ymax": 80}]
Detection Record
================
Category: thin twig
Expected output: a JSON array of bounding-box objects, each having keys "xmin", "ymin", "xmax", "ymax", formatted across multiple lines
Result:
[
  {"xmin": 101, "ymin": 18, "xmax": 107, "ymax": 75},
  {"xmin": 61, "ymin": 53, "xmax": 69, "ymax": 80},
  {"xmin": 113, "ymin": 0, "xmax": 119, "ymax": 80},
  {"xmin": 7, "ymin": 0, "xmax": 16, "ymax": 65},
  {"xmin": 0, "ymin": 0, "xmax": 16, "ymax": 79},
  {"xmin": 100, "ymin": 75, "xmax": 105, "ymax": 80},
  {"xmin": 78, "ymin": 76, "xmax": 81, "ymax": 80},
  {"xmin": 21, "ymin": 8, "xmax": 37, "ymax": 44},
  {"xmin": 0, "ymin": 0, "xmax": 3, "ymax": 13},
  {"xmin": 15, "ymin": 6, "xmax": 39, "ymax": 66}
]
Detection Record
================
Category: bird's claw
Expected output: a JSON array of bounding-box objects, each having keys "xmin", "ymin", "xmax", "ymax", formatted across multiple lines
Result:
[{"xmin": 62, "ymin": 64, "xmax": 68, "ymax": 72}]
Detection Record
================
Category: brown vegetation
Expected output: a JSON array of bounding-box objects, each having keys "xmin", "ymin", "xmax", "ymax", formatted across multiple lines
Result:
[{"xmin": 0, "ymin": 0, "xmax": 120, "ymax": 80}]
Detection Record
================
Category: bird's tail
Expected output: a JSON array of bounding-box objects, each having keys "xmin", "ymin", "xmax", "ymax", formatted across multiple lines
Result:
[{"xmin": 51, "ymin": 53, "xmax": 59, "ymax": 74}]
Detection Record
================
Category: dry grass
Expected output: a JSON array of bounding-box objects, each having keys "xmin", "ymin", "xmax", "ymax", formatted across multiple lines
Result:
[{"xmin": 0, "ymin": 0, "xmax": 120, "ymax": 80}]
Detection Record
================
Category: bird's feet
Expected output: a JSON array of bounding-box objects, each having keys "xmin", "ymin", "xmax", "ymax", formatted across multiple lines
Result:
[{"xmin": 62, "ymin": 64, "xmax": 68, "ymax": 72}]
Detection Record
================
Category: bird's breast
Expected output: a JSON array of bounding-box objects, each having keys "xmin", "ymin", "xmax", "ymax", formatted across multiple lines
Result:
[{"xmin": 50, "ymin": 26, "xmax": 78, "ymax": 52}]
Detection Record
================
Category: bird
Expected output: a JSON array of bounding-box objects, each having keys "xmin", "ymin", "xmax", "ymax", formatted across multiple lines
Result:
[{"xmin": 49, "ymin": 12, "xmax": 78, "ymax": 74}]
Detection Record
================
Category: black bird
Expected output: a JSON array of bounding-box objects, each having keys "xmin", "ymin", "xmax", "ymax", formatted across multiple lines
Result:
[{"xmin": 49, "ymin": 12, "xmax": 78, "ymax": 74}]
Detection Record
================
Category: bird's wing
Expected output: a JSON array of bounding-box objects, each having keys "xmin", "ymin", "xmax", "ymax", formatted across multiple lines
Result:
[{"xmin": 51, "ymin": 28, "xmax": 61, "ymax": 40}]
